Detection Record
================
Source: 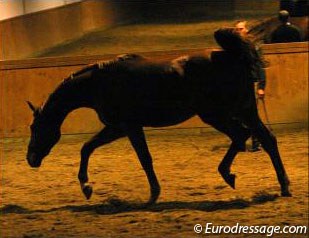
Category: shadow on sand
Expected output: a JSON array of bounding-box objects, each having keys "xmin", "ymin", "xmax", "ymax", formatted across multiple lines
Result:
[{"xmin": 1, "ymin": 192, "xmax": 279, "ymax": 216}]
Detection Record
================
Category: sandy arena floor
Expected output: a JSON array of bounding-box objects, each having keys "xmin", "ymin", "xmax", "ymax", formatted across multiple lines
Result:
[{"xmin": 0, "ymin": 126, "xmax": 308, "ymax": 238}]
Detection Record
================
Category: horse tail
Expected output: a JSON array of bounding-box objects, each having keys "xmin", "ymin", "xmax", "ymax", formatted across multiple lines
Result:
[
  {"xmin": 214, "ymin": 28, "xmax": 264, "ymax": 66},
  {"xmin": 214, "ymin": 28, "xmax": 267, "ymax": 84},
  {"xmin": 214, "ymin": 28, "xmax": 263, "ymax": 117}
]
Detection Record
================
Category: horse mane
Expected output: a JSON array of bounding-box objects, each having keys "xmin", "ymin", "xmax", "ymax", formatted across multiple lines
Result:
[{"xmin": 62, "ymin": 53, "xmax": 146, "ymax": 84}]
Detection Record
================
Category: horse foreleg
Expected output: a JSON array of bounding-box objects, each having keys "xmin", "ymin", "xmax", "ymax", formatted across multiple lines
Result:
[
  {"xmin": 253, "ymin": 120, "xmax": 291, "ymax": 197},
  {"xmin": 125, "ymin": 125, "xmax": 160, "ymax": 205},
  {"xmin": 216, "ymin": 122, "xmax": 250, "ymax": 189},
  {"xmin": 79, "ymin": 126, "xmax": 125, "ymax": 199},
  {"xmin": 218, "ymin": 143, "xmax": 239, "ymax": 189},
  {"xmin": 199, "ymin": 115, "xmax": 250, "ymax": 189}
]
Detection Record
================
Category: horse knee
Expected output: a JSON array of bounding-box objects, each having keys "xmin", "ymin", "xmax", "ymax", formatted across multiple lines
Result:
[
  {"xmin": 234, "ymin": 141, "xmax": 246, "ymax": 152},
  {"xmin": 229, "ymin": 124, "xmax": 251, "ymax": 151},
  {"xmin": 228, "ymin": 138, "xmax": 247, "ymax": 152}
]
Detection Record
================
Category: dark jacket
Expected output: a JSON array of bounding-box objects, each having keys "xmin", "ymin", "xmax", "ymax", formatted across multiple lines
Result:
[
  {"xmin": 270, "ymin": 23, "xmax": 302, "ymax": 43},
  {"xmin": 254, "ymin": 45, "xmax": 266, "ymax": 90}
]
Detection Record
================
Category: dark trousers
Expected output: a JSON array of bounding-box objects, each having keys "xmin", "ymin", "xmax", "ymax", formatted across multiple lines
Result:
[{"xmin": 251, "ymin": 135, "xmax": 260, "ymax": 149}]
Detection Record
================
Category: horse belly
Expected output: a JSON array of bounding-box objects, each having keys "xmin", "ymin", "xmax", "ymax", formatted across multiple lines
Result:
[
  {"xmin": 96, "ymin": 72, "xmax": 193, "ymax": 126},
  {"xmin": 138, "ymin": 105, "xmax": 195, "ymax": 127}
]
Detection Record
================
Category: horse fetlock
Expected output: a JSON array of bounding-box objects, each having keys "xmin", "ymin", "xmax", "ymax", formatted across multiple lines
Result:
[
  {"xmin": 147, "ymin": 187, "xmax": 161, "ymax": 205},
  {"xmin": 281, "ymin": 180, "xmax": 291, "ymax": 197},
  {"xmin": 281, "ymin": 189, "xmax": 292, "ymax": 197},
  {"xmin": 218, "ymin": 167, "xmax": 236, "ymax": 189},
  {"xmin": 218, "ymin": 164, "xmax": 230, "ymax": 178},
  {"xmin": 81, "ymin": 183, "xmax": 93, "ymax": 200},
  {"xmin": 78, "ymin": 173, "xmax": 88, "ymax": 184}
]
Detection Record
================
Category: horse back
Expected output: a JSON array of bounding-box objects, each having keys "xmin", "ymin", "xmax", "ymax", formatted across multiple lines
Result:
[{"xmin": 90, "ymin": 55, "xmax": 195, "ymax": 126}]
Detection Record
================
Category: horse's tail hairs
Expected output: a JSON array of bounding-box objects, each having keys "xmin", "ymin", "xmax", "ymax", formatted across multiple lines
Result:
[{"xmin": 214, "ymin": 28, "xmax": 267, "ymax": 67}]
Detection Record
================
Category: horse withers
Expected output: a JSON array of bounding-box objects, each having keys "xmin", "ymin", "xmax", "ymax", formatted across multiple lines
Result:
[{"xmin": 26, "ymin": 29, "xmax": 291, "ymax": 205}]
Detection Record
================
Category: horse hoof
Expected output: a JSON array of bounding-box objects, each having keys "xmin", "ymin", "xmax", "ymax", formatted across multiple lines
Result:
[
  {"xmin": 281, "ymin": 190, "xmax": 292, "ymax": 197},
  {"xmin": 146, "ymin": 188, "xmax": 160, "ymax": 206},
  {"xmin": 83, "ymin": 185, "xmax": 93, "ymax": 200},
  {"xmin": 218, "ymin": 167, "xmax": 236, "ymax": 189},
  {"xmin": 220, "ymin": 173, "xmax": 236, "ymax": 189},
  {"xmin": 145, "ymin": 200, "xmax": 156, "ymax": 207},
  {"xmin": 227, "ymin": 174, "xmax": 236, "ymax": 189}
]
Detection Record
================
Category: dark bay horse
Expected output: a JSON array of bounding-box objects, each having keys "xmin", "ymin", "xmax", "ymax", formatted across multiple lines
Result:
[{"xmin": 26, "ymin": 29, "xmax": 291, "ymax": 205}]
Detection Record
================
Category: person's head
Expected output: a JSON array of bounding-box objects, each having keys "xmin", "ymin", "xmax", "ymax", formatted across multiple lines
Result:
[
  {"xmin": 278, "ymin": 10, "xmax": 290, "ymax": 23},
  {"xmin": 235, "ymin": 21, "xmax": 249, "ymax": 37}
]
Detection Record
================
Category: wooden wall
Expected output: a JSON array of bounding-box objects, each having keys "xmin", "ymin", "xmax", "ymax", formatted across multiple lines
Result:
[
  {"xmin": 0, "ymin": 42, "xmax": 308, "ymax": 138},
  {"xmin": 234, "ymin": 0, "xmax": 279, "ymax": 16},
  {"xmin": 1, "ymin": 0, "xmax": 281, "ymax": 60},
  {"xmin": 0, "ymin": 1, "xmax": 124, "ymax": 60}
]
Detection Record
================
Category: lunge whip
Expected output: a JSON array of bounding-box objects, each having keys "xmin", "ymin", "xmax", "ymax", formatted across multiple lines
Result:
[{"xmin": 257, "ymin": 97, "xmax": 273, "ymax": 131}]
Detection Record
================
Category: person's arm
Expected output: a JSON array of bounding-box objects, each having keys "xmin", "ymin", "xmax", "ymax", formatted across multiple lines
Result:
[
  {"xmin": 253, "ymin": 44, "xmax": 267, "ymax": 98},
  {"xmin": 257, "ymin": 67, "xmax": 266, "ymax": 98}
]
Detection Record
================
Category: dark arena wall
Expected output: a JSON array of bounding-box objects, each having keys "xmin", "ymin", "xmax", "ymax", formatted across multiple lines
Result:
[{"xmin": 0, "ymin": 0, "xmax": 279, "ymax": 60}]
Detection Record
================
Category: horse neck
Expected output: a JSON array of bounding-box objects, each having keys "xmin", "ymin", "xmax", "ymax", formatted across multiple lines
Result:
[{"xmin": 41, "ymin": 76, "xmax": 93, "ymax": 128}]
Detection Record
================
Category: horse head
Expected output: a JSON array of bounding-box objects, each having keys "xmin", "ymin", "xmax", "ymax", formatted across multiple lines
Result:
[{"xmin": 26, "ymin": 101, "xmax": 61, "ymax": 168}]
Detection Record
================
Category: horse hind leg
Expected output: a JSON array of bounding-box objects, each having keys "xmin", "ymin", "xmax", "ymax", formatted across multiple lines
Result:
[
  {"xmin": 78, "ymin": 125, "xmax": 126, "ymax": 199},
  {"xmin": 252, "ymin": 120, "xmax": 291, "ymax": 197},
  {"xmin": 124, "ymin": 125, "xmax": 160, "ymax": 205}
]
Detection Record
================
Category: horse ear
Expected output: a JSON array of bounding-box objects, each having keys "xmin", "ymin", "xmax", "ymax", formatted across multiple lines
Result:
[{"xmin": 26, "ymin": 101, "xmax": 37, "ymax": 112}]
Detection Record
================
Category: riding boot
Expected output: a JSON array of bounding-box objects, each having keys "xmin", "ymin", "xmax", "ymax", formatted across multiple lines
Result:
[{"xmin": 249, "ymin": 136, "xmax": 261, "ymax": 152}]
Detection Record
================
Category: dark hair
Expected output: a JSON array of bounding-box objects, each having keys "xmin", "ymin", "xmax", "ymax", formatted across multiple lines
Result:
[{"xmin": 278, "ymin": 10, "xmax": 290, "ymax": 23}]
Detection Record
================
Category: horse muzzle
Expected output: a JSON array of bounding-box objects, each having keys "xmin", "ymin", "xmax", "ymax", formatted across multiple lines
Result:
[{"xmin": 27, "ymin": 152, "xmax": 42, "ymax": 168}]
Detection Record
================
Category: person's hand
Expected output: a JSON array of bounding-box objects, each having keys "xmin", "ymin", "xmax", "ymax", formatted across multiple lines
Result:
[{"xmin": 257, "ymin": 89, "xmax": 265, "ymax": 99}]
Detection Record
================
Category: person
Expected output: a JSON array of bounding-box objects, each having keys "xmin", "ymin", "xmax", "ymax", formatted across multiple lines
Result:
[
  {"xmin": 270, "ymin": 10, "xmax": 303, "ymax": 43},
  {"xmin": 235, "ymin": 21, "xmax": 266, "ymax": 152}
]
